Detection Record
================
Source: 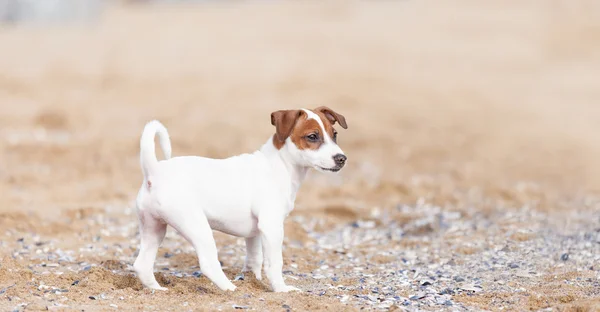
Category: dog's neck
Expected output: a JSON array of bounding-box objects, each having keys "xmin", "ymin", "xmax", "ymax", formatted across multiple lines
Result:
[{"xmin": 259, "ymin": 136, "xmax": 309, "ymax": 204}]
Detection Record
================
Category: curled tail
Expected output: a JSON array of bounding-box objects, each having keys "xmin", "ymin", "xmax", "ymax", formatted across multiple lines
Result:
[{"xmin": 140, "ymin": 120, "xmax": 172, "ymax": 179}]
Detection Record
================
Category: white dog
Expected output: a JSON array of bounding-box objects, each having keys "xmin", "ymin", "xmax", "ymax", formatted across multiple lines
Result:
[{"xmin": 133, "ymin": 107, "xmax": 348, "ymax": 293}]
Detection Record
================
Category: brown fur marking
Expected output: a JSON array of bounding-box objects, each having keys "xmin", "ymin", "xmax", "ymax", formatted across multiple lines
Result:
[
  {"xmin": 270, "ymin": 107, "xmax": 347, "ymax": 150},
  {"xmin": 271, "ymin": 110, "xmax": 305, "ymax": 149},
  {"xmin": 315, "ymin": 106, "xmax": 348, "ymax": 129},
  {"xmin": 313, "ymin": 110, "xmax": 337, "ymax": 143},
  {"xmin": 290, "ymin": 117, "xmax": 323, "ymax": 150}
]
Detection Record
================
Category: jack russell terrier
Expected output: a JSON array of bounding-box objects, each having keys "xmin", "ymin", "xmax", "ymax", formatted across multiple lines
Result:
[{"xmin": 133, "ymin": 107, "xmax": 348, "ymax": 293}]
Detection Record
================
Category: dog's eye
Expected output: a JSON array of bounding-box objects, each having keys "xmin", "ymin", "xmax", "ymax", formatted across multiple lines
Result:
[
  {"xmin": 333, "ymin": 131, "xmax": 338, "ymax": 142},
  {"xmin": 306, "ymin": 133, "xmax": 319, "ymax": 142}
]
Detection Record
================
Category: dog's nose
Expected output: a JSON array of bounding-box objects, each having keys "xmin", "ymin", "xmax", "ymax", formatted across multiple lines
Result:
[{"xmin": 333, "ymin": 154, "xmax": 347, "ymax": 167}]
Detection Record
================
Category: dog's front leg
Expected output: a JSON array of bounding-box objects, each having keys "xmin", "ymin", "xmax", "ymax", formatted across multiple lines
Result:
[{"xmin": 258, "ymin": 219, "xmax": 300, "ymax": 292}]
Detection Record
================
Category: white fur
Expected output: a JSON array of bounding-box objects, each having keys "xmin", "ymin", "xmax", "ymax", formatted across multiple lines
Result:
[
  {"xmin": 139, "ymin": 120, "xmax": 172, "ymax": 178},
  {"xmin": 133, "ymin": 116, "xmax": 346, "ymax": 293}
]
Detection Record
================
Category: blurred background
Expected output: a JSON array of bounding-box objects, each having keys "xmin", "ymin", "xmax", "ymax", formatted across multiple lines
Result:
[
  {"xmin": 1, "ymin": 0, "xmax": 600, "ymax": 208},
  {"xmin": 1, "ymin": 1, "xmax": 600, "ymax": 311}
]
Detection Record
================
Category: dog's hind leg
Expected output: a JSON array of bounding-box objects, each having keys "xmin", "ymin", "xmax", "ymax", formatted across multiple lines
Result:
[
  {"xmin": 242, "ymin": 236, "xmax": 263, "ymax": 280},
  {"xmin": 171, "ymin": 208, "xmax": 236, "ymax": 292},
  {"xmin": 133, "ymin": 211, "xmax": 167, "ymax": 290}
]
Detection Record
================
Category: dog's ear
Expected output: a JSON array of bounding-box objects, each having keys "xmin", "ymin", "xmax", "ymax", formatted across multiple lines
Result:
[
  {"xmin": 315, "ymin": 106, "xmax": 348, "ymax": 129},
  {"xmin": 271, "ymin": 109, "xmax": 304, "ymax": 142}
]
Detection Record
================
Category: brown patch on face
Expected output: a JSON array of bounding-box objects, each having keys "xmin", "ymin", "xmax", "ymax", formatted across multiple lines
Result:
[
  {"xmin": 290, "ymin": 117, "xmax": 324, "ymax": 150},
  {"xmin": 270, "ymin": 107, "xmax": 348, "ymax": 150}
]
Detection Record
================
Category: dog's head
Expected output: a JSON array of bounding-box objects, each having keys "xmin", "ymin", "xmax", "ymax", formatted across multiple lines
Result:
[{"xmin": 271, "ymin": 107, "xmax": 348, "ymax": 172}]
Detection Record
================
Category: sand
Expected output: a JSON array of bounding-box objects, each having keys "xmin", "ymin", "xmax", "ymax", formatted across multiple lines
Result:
[{"xmin": 1, "ymin": 1, "xmax": 600, "ymax": 311}]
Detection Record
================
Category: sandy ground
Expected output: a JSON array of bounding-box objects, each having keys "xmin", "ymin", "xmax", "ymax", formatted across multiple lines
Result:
[{"xmin": 1, "ymin": 1, "xmax": 600, "ymax": 311}]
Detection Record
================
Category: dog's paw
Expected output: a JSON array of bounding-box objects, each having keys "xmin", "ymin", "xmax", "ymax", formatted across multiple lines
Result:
[
  {"xmin": 250, "ymin": 269, "xmax": 262, "ymax": 281},
  {"xmin": 225, "ymin": 284, "xmax": 237, "ymax": 292},
  {"xmin": 273, "ymin": 285, "xmax": 301, "ymax": 293},
  {"xmin": 151, "ymin": 287, "xmax": 168, "ymax": 293},
  {"xmin": 241, "ymin": 268, "xmax": 262, "ymax": 280}
]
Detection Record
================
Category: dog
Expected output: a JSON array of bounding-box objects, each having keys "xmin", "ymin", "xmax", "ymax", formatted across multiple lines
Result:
[{"xmin": 132, "ymin": 107, "xmax": 348, "ymax": 293}]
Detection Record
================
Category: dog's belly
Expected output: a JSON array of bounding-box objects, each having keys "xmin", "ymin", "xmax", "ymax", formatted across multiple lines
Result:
[
  {"xmin": 155, "ymin": 154, "xmax": 267, "ymax": 238},
  {"xmin": 207, "ymin": 214, "xmax": 259, "ymax": 238}
]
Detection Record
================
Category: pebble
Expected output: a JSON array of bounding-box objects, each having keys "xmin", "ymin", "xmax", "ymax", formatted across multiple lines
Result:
[
  {"xmin": 232, "ymin": 305, "xmax": 249, "ymax": 309},
  {"xmin": 561, "ymin": 253, "xmax": 569, "ymax": 261},
  {"xmin": 460, "ymin": 284, "xmax": 483, "ymax": 293},
  {"xmin": 409, "ymin": 293, "xmax": 426, "ymax": 300},
  {"xmin": 1, "ymin": 283, "xmax": 16, "ymax": 293},
  {"xmin": 234, "ymin": 273, "xmax": 244, "ymax": 281}
]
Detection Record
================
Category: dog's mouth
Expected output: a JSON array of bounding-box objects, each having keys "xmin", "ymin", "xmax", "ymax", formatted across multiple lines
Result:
[{"xmin": 319, "ymin": 166, "xmax": 342, "ymax": 172}]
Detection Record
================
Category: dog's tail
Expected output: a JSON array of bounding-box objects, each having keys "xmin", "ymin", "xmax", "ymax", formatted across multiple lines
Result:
[{"xmin": 140, "ymin": 120, "xmax": 172, "ymax": 179}]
